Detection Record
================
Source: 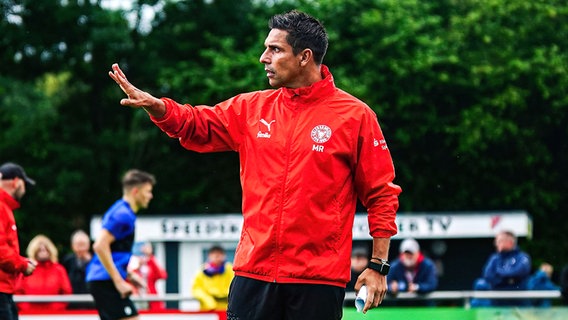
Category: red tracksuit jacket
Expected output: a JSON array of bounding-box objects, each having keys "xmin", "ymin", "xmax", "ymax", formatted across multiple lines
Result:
[
  {"xmin": 15, "ymin": 260, "xmax": 72, "ymax": 311},
  {"xmin": 152, "ymin": 65, "xmax": 401, "ymax": 287},
  {"xmin": 0, "ymin": 189, "xmax": 29, "ymax": 294}
]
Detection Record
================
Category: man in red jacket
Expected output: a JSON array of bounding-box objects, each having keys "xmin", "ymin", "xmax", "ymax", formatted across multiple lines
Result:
[
  {"xmin": 109, "ymin": 10, "xmax": 401, "ymax": 320},
  {"xmin": 0, "ymin": 162, "xmax": 37, "ymax": 320}
]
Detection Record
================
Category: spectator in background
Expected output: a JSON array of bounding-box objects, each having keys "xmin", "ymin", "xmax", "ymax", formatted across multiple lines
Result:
[
  {"xmin": 346, "ymin": 246, "xmax": 370, "ymax": 293},
  {"xmin": 128, "ymin": 241, "xmax": 168, "ymax": 311},
  {"xmin": 192, "ymin": 245, "xmax": 234, "ymax": 311},
  {"xmin": 472, "ymin": 230, "xmax": 531, "ymax": 307},
  {"xmin": 344, "ymin": 245, "xmax": 369, "ymax": 306},
  {"xmin": 0, "ymin": 162, "xmax": 37, "ymax": 320},
  {"xmin": 62, "ymin": 229, "xmax": 94, "ymax": 309},
  {"xmin": 388, "ymin": 238, "xmax": 438, "ymax": 305},
  {"xmin": 527, "ymin": 262, "xmax": 560, "ymax": 307},
  {"xmin": 16, "ymin": 234, "xmax": 72, "ymax": 311}
]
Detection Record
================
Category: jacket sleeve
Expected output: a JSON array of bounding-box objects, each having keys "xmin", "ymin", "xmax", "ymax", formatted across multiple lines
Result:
[
  {"xmin": 354, "ymin": 108, "xmax": 401, "ymax": 238},
  {"xmin": 56, "ymin": 264, "xmax": 73, "ymax": 310},
  {"xmin": 150, "ymin": 96, "xmax": 247, "ymax": 153},
  {"xmin": 482, "ymin": 254, "xmax": 502, "ymax": 286},
  {"xmin": 147, "ymin": 256, "xmax": 168, "ymax": 280},
  {"xmin": 58, "ymin": 264, "xmax": 73, "ymax": 295},
  {"xmin": 416, "ymin": 260, "xmax": 439, "ymax": 293},
  {"xmin": 191, "ymin": 271, "xmax": 217, "ymax": 311},
  {"xmin": 0, "ymin": 213, "xmax": 28, "ymax": 274}
]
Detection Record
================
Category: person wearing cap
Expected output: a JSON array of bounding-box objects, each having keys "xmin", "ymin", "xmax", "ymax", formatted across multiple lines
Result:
[
  {"xmin": 387, "ymin": 238, "xmax": 438, "ymax": 299},
  {"xmin": 0, "ymin": 162, "xmax": 37, "ymax": 320}
]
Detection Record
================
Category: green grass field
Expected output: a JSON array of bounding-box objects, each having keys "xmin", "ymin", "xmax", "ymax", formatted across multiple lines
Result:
[{"xmin": 342, "ymin": 307, "xmax": 568, "ymax": 320}]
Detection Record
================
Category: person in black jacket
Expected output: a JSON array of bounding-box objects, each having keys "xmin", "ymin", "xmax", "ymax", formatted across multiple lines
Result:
[{"xmin": 62, "ymin": 229, "xmax": 94, "ymax": 309}]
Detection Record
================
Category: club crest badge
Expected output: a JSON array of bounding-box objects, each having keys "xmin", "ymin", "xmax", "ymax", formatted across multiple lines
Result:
[{"xmin": 311, "ymin": 125, "xmax": 332, "ymax": 143}]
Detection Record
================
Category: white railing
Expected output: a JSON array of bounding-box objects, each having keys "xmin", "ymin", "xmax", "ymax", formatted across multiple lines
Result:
[
  {"xmin": 14, "ymin": 290, "xmax": 562, "ymax": 309},
  {"xmin": 344, "ymin": 290, "xmax": 562, "ymax": 309}
]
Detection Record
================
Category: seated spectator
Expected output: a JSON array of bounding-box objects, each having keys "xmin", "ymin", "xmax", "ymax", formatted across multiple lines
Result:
[
  {"xmin": 128, "ymin": 241, "xmax": 168, "ymax": 311},
  {"xmin": 61, "ymin": 229, "xmax": 94, "ymax": 309},
  {"xmin": 527, "ymin": 262, "xmax": 560, "ymax": 307},
  {"xmin": 387, "ymin": 238, "xmax": 438, "ymax": 306},
  {"xmin": 191, "ymin": 245, "xmax": 234, "ymax": 311},
  {"xmin": 471, "ymin": 230, "xmax": 531, "ymax": 307},
  {"xmin": 16, "ymin": 234, "xmax": 72, "ymax": 311},
  {"xmin": 344, "ymin": 245, "xmax": 369, "ymax": 306},
  {"xmin": 561, "ymin": 264, "xmax": 568, "ymax": 305}
]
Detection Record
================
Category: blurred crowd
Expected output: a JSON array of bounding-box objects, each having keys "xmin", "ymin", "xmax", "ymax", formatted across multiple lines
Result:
[
  {"xmin": 2, "ymin": 162, "xmax": 567, "ymax": 315},
  {"xmin": 346, "ymin": 231, "xmax": 566, "ymax": 308}
]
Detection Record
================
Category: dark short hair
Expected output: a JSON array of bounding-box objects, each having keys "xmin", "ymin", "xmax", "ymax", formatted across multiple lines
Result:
[
  {"xmin": 208, "ymin": 245, "xmax": 226, "ymax": 255},
  {"xmin": 122, "ymin": 169, "xmax": 156, "ymax": 190},
  {"xmin": 268, "ymin": 10, "xmax": 328, "ymax": 65}
]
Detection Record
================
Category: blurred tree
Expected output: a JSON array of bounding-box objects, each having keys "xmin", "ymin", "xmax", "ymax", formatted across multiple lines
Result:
[
  {"xmin": 312, "ymin": 0, "xmax": 567, "ymax": 263},
  {"xmin": 0, "ymin": 0, "xmax": 566, "ymax": 270}
]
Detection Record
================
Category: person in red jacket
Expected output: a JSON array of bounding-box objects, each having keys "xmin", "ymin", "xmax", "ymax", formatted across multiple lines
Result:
[
  {"xmin": 16, "ymin": 234, "xmax": 72, "ymax": 312},
  {"xmin": 128, "ymin": 242, "xmax": 168, "ymax": 311},
  {"xmin": 0, "ymin": 162, "xmax": 37, "ymax": 320},
  {"xmin": 108, "ymin": 10, "xmax": 401, "ymax": 319}
]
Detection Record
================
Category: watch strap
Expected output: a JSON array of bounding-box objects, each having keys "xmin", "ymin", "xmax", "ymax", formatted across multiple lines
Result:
[{"xmin": 367, "ymin": 260, "xmax": 390, "ymax": 276}]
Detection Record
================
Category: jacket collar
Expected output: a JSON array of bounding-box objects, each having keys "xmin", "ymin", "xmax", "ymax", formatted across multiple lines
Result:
[
  {"xmin": 0, "ymin": 188, "xmax": 20, "ymax": 210},
  {"xmin": 280, "ymin": 65, "xmax": 336, "ymax": 106}
]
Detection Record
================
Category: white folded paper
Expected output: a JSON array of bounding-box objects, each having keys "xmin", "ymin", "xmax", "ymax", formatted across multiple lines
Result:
[{"xmin": 355, "ymin": 285, "xmax": 367, "ymax": 312}]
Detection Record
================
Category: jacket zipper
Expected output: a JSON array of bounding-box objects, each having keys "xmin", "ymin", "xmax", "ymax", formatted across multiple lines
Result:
[{"xmin": 273, "ymin": 103, "xmax": 299, "ymax": 283}]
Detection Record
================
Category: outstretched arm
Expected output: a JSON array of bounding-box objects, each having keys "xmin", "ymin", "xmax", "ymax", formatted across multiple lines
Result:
[{"xmin": 108, "ymin": 63, "xmax": 166, "ymax": 118}]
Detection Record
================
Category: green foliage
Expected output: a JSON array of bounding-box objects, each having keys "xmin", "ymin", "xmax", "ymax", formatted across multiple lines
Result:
[{"xmin": 1, "ymin": 0, "xmax": 567, "ymax": 269}]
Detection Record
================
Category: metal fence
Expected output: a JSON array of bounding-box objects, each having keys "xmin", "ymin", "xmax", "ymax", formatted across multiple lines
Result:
[{"xmin": 14, "ymin": 290, "xmax": 563, "ymax": 310}]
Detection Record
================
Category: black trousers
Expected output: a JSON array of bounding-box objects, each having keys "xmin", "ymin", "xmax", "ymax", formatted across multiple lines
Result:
[
  {"xmin": 227, "ymin": 276, "xmax": 345, "ymax": 320},
  {"xmin": 87, "ymin": 280, "xmax": 139, "ymax": 320},
  {"xmin": 0, "ymin": 293, "xmax": 18, "ymax": 320}
]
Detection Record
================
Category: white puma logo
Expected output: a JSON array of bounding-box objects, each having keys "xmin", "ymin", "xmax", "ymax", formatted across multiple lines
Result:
[{"xmin": 260, "ymin": 119, "xmax": 276, "ymax": 132}]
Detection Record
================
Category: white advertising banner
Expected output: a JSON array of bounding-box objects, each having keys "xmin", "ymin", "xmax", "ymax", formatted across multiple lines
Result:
[{"xmin": 91, "ymin": 211, "xmax": 531, "ymax": 241}]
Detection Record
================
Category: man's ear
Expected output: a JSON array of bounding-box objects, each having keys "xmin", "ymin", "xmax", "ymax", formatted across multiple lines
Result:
[
  {"xmin": 13, "ymin": 177, "xmax": 22, "ymax": 189},
  {"xmin": 299, "ymin": 49, "xmax": 313, "ymax": 66}
]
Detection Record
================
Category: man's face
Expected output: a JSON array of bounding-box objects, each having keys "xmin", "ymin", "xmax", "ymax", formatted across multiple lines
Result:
[
  {"xmin": 72, "ymin": 235, "xmax": 91, "ymax": 256},
  {"xmin": 401, "ymin": 252, "xmax": 418, "ymax": 268},
  {"xmin": 208, "ymin": 251, "xmax": 226, "ymax": 266},
  {"xmin": 134, "ymin": 183, "xmax": 154, "ymax": 210},
  {"xmin": 495, "ymin": 234, "xmax": 514, "ymax": 252},
  {"xmin": 260, "ymin": 29, "xmax": 304, "ymax": 88},
  {"xmin": 13, "ymin": 178, "xmax": 26, "ymax": 202}
]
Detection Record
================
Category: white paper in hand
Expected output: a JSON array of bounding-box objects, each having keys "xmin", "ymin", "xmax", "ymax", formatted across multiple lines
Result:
[{"xmin": 355, "ymin": 285, "xmax": 367, "ymax": 312}]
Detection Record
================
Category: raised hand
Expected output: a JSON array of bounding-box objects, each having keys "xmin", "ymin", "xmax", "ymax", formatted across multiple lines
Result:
[{"xmin": 108, "ymin": 63, "xmax": 166, "ymax": 117}]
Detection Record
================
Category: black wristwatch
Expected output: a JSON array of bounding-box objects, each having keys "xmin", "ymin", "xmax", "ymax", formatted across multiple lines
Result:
[{"xmin": 367, "ymin": 259, "xmax": 390, "ymax": 276}]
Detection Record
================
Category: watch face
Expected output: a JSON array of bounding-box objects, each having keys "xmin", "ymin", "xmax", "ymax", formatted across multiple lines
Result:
[
  {"xmin": 381, "ymin": 264, "xmax": 390, "ymax": 275},
  {"xmin": 368, "ymin": 261, "xmax": 390, "ymax": 275}
]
